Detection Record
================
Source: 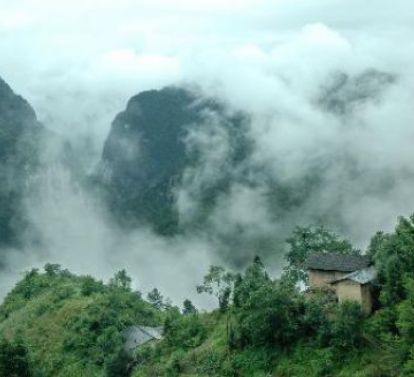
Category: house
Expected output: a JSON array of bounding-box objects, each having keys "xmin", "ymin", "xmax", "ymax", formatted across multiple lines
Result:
[
  {"xmin": 305, "ymin": 253, "xmax": 376, "ymax": 313},
  {"xmin": 124, "ymin": 326, "xmax": 163, "ymax": 353},
  {"xmin": 330, "ymin": 266, "xmax": 377, "ymax": 313}
]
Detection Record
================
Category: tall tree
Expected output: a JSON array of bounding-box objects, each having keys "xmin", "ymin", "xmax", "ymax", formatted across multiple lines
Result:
[
  {"xmin": 284, "ymin": 225, "xmax": 356, "ymax": 285},
  {"xmin": 197, "ymin": 266, "xmax": 235, "ymax": 312},
  {"xmin": 147, "ymin": 288, "xmax": 164, "ymax": 310}
]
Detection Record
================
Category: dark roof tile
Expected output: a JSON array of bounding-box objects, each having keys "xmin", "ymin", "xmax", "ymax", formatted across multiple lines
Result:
[{"xmin": 305, "ymin": 253, "xmax": 372, "ymax": 272}]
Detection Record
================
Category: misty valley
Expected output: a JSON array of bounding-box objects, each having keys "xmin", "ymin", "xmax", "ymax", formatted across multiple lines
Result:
[{"xmin": 1, "ymin": 3, "xmax": 414, "ymax": 375}]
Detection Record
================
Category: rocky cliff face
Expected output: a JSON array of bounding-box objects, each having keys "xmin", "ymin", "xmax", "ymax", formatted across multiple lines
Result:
[{"xmin": 98, "ymin": 86, "xmax": 251, "ymax": 236}]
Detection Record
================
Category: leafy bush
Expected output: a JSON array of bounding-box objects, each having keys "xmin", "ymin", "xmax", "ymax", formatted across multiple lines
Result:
[
  {"xmin": 0, "ymin": 335, "xmax": 33, "ymax": 377},
  {"xmin": 329, "ymin": 301, "xmax": 366, "ymax": 351},
  {"xmin": 164, "ymin": 310, "xmax": 207, "ymax": 350}
]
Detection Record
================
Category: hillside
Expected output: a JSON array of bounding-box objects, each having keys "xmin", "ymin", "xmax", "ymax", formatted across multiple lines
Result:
[
  {"xmin": 0, "ymin": 265, "xmax": 161, "ymax": 376},
  {"xmin": 0, "ymin": 77, "xmax": 45, "ymax": 250},
  {"xmin": 2, "ymin": 216, "xmax": 414, "ymax": 376}
]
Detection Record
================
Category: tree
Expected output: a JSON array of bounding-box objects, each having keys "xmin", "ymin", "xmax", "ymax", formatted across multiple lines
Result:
[
  {"xmin": 182, "ymin": 299, "xmax": 197, "ymax": 315},
  {"xmin": 147, "ymin": 288, "xmax": 164, "ymax": 310},
  {"xmin": 329, "ymin": 301, "xmax": 365, "ymax": 351},
  {"xmin": 109, "ymin": 270, "xmax": 132, "ymax": 291},
  {"xmin": 370, "ymin": 216, "xmax": 414, "ymax": 307},
  {"xmin": 284, "ymin": 225, "xmax": 356, "ymax": 286},
  {"xmin": 44, "ymin": 263, "xmax": 61, "ymax": 276},
  {"xmin": 397, "ymin": 279, "xmax": 414, "ymax": 354},
  {"xmin": 163, "ymin": 309, "xmax": 207, "ymax": 350},
  {"xmin": 81, "ymin": 276, "xmax": 104, "ymax": 296},
  {"xmin": 233, "ymin": 256, "xmax": 269, "ymax": 308},
  {"xmin": 0, "ymin": 336, "xmax": 33, "ymax": 377},
  {"xmin": 197, "ymin": 266, "xmax": 235, "ymax": 312},
  {"xmin": 237, "ymin": 278, "xmax": 302, "ymax": 348}
]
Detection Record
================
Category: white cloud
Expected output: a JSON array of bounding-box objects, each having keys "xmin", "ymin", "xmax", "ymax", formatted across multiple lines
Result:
[{"xmin": 1, "ymin": 0, "xmax": 414, "ymax": 304}]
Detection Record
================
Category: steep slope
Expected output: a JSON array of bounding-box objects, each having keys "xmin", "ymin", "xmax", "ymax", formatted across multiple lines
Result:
[
  {"xmin": 98, "ymin": 86, "xmax": 250, "ymax": 236},
  {"xmin": 0, "ymin": 77, "xmax": 44, "ymax": 249},
  {"xmin": 98, "ymin": 70, "xmax": 394, "ymax": 264}
]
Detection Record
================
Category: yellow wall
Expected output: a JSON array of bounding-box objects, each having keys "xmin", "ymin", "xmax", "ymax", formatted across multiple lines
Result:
[
  {"xmin": 335, "ymin": 280, "xmax": 362, "ymax": 302},
  {"xmin": 335, "ymin": 280, "xmax": 372, "ymax": 313},
  {"xmin": 360, "ymin": 284, "xmax": 373, "ymax": 314},
  {"xmin": 308, "ymin": 270, "xmax": 373, "ymax": 314},
  {"xmin": 309, "ymin": 270, "xmax": 346, "ymax": 289}
]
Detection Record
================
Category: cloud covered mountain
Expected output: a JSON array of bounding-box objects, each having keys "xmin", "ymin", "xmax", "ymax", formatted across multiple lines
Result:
[
  {"xmin": 96, "ymin": 68, "xmax": 395, "ymax": 264},
  {"xmin": 0, "ymin": 77, "xmax": 44, "ymax": 249},
  {"xmin": 0, "ymin": 61, "xmax": 409, "ymax": 303}
]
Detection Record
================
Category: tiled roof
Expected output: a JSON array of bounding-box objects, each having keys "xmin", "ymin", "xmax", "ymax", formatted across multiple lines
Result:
[
  {"xmin": 305, "ymin": 252, "xmax": 372, "ymax": 272},
  {"xmin": 331, "ymin": 266, "xmax": 377, "ymax": 285},
  {"xmin": 125, "ymin": 326, "xmax": 163, "ymax": 352}
]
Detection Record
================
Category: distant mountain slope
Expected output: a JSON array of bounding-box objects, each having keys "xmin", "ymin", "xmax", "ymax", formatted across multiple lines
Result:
[
  {"xmin": 98, "ymin": 87, "xmax": 251, "ymax": 236},
  {"xmin": 98, "ymin": 70, "xmax": 394, "ymax": 250},
  {"xmin": 318, "ymin": 69, "xmax": 395, "ymax": 115},
  {"xmin": 0, "ymin": 77, "xmax": 44, "ymax": 248}
]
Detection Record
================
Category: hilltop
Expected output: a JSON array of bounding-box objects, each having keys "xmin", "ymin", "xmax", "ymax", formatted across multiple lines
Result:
[{"xmin": 0, "ymin": 264, "xmax": 161, "ymax": 376}]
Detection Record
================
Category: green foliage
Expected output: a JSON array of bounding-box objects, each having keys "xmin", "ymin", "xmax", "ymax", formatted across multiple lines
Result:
[
  {"xmin": 370, "ymin": 216, "xmax": 414, "ymax": 307},
  {"xmin": 300, "ymin": 292, "xmax": 332, "ymax": 344},
  {"xmin": 237, "ymin": 278, "xmax": 302, "ymax": 348},
  {"xmin": 329, "ymin": 301, "xmax": 366, "ymax": 351},
  {"xmin": 5, "ymin": 216, "xmax": 414, "ymax": 377},
  {"xmin": 394, "ymin": 278, "xmax": 414, "ymax": 372},
  {"xmin": 80, "ymin": 275, "xmax": 104, "ymax": 296},
  {"xmin": 147, "ymin": 288, "xmax": 165, "ymax": 310},
  {"xmin": 233, "ymin": 256, "xmax": 270, "ymax": 307},
  {"xmin": 182, "ymin": 299, "xmax": 197, "ymax": 315},
  {"xmin": 163, "ymin": 309, "xmax": 207, "ymax": 350},
  {"xmin": 196, "ymin": 349, "xmax": 225, "ymax": 376},
  {"xmin": 197, "ymin": 265, "xmax": 235, "ymax": 312},
  {"xmin": 284, "ymin": 225, "xmax": 356, "ymax": 285},
  {"xmin": 0, "ymin": 77, "xmax": 44, "ymax": 248},
  {"xmin": 0, "ymin": 266, "xmax": 72, "ymax": 320},
  {"xmin": 44, "ymin": 263, "xmax": 62, "ymax": 277},
  {"xmin": 0, "ymin": 335, "xmax": 33, "ymax": 377},
  {"xmin": 63, "ymin": 286, "xmax": 157, "ymax": 375},
  {"xmin": 397, "ymin": 279, "xmax": 414, "ymax": 346},
  {"xmin": 0, "ymin": 266, "xmax": 160, "ymax": 377},
  {"xmin": 109, "ymin": 269, "xmax": 132, "ymax": 291}
]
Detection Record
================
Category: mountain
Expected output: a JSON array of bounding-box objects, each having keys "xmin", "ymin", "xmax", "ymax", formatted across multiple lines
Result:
[
  {"xmin": 98, "ymin": 86, "xmax": 251, "ymax": 237},
  {"xmin": 0, "ymin": 77, "xmax": 44, "ymax": 249},
  {"xmin": 318, "ymin": 69, "xmax": 396, "ymax": 115},
  {"xmin": 97, "ymin": 70, "xmax": 395, "ymax": 263}
]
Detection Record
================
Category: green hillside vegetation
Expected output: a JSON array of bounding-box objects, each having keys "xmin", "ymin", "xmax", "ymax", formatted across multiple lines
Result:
[
  {"xmin": 130, "ymin": 216, "xmax": 414, "ymax": 377},
  {"xmin": 0, "ymin": 265, "xmax": 161, "ymax": 377},
  {"xmin": 2, "ymin": 216, "xmax": 414, "ymax": 376},
  {"xmin": 0, "ymin": 76, "xmax": 44, "ymax": 250}
]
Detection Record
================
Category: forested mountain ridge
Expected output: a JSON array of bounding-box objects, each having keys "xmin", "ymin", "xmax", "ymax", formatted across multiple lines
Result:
[
  {"xmin": 98, "ymin": 86, "xmax": 251, "ymax": 236},
  {"xmin": 0, "ymin": 77, "xmax": 44, "ymax": 249}
]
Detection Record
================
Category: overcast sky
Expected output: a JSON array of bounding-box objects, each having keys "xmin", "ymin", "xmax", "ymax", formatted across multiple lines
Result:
[{"xmin": 1, "ymin": 0, "xmax": 413, "ymax": 144}]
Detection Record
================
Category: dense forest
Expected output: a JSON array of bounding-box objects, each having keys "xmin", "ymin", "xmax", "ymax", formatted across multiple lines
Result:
[{"xmin": 2, "ymin": 215, "xmax": 414, "ymax": 376}]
